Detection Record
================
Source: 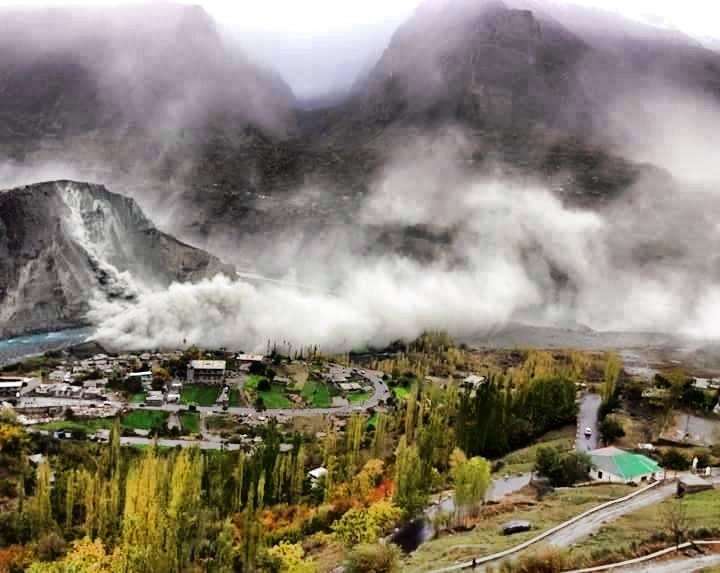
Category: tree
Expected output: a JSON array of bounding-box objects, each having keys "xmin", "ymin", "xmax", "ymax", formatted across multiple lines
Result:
[
  {"xmin": 257, "ymin": 378, "xmax": 271, "ymax": 392},
  {"xmin": 213, "ymin": 519, "xmax": 236, "ymax": 573},
  {"xmin": 345, "ymin": 543, "xmax": 401, "ymax": 573},
  {"xmin": 662, "ymin": 499, "xmax": 688, "ymax": 548},
  {"xmin": 331, "ymin": 501, "xmax": 401, "ymax": 547},
  {"xmin": 599, "ymin": 416, "xmax": 625, "ymax": 445},
  {"xmin": 393, "ymin": 437, "xmax": 428, "ymax": 517},
  {"xmin": 662, "ymin": 449, "xmax": 690, "ymax": 471},
  {"xmin": 27, "ymin": 538, "xmax": 113, "ymax": 573},
  {"xmin": 28, "ymin": 461, "xmax": 54, "ymax": 536},
  {"xmin": 452, "ymin": 455, "xmax": 491, "ymax": 519},
  {"xmin": 535, "ymin": 447, "xmax": 592, "ymax": 487}
]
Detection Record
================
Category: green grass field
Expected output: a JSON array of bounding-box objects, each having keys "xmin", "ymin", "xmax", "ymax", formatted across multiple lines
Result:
[
  {"xmin": 228, "ymin": 388, "xmax": 242, "ymax": 407},
  {"xmin": 348, "ymin": 391, "xmax": 372, "ymax": 404},
  {"xmin": 33, "ymin": 418, "xmax": 113, "ymax": 433},
  {"xmin": 244, "ymin": 375, "xmax": 265, "ymax": 390},
  {"xmin": 259, "ymin": 384, "xmax": 292, "ymax": 408},
  {"xmin": 245, "ymin": 375, "xmax": 292, "ymax": 408},
  {"xmin": 495, "ymin": 425, "xmax": 576, "ymax": 475},
  {"xmin": 301, "ymin": 379, "xmax": 331, "ymax": 407},
  {"xmin": 181, "ymin": 384, "xmax": 221, "ymax": 406},
  {"xmin": 403, "ymin": 484, "xmax": 633, "ymax": 573},
  {"xmin": 129, "ymin": 392, "xmax": 146, "ymax": 403},
  {"xmin": 122, "ymin": 410, "xmax": 168, "ymax": 431},
  {"xmin": 179, "ymin": 412, "xmax": 200, "ymax": 434}
]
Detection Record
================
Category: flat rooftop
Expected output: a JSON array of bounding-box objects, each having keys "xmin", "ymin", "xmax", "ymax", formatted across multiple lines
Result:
[{"xmin": 190, "ymin": 360, "xmax": 226, "ymax": 370}]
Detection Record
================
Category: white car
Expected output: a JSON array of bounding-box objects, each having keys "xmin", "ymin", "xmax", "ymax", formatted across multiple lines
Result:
[{"xmin": 584, "ymin": 427, "xmax": 593, "ymax": 438}]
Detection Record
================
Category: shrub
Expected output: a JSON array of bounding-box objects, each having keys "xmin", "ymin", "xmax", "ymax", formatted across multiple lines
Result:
[
  {"xmin": 345, "ymin": 543, "xmax": 401, "ymax": 573},
  {"xmin": 535, "ymin": 447, "xmax": 592, "ymax": 486},
  {"xmin": 599, "ymin": 416, "xmax": 625, "ymax": 445},
  {"xmin": 662, "ymin": 449, "xmax": 690, "ymax": 471}
]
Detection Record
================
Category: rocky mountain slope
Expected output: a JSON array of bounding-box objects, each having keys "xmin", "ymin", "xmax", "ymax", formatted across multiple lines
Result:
[
  {"xmin": 2, "ymin": 1, "xmax": 720, "ymax": 270},
  {"xmin": 0, "ymin": 180, "xmax": 233, "ymax": 336}
]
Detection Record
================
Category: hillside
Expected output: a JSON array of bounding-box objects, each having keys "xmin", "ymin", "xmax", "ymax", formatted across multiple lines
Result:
[{"xmin": 0, "ymin": 180, "xmax": 233, "ymax": 336}]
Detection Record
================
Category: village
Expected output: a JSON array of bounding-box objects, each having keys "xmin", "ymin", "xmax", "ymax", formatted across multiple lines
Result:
[
  {"xmin": 5, "ymin": 339, "xmax": 720, "ymax": 572},
  {"xmin": 0, "ymin": 347, "xmax": 394, "ymax": 453}
]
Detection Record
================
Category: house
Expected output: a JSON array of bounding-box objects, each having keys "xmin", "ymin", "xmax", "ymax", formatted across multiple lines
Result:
[
  {"xmin": 187, "ymin": 360, "xmax": 226, "ymax": 384},
  {"xmin": 339, "ymin": 382, "xmax": 363, "ymax": 392},
  {"xmin": 49, "ymin": 370, "xmax": 71, "ymax": 383},
  {"xmin": 308, "ymin": 467, "xmax": 327, "ymax": 488},
  {"xmin": 0, "ymin": 379, "xmax": 25, "ymax": 402},
  {"xmin": 463, "ymin": 374, "xmax": 486, "ymax": 389},
  {"xmin": 237, "ymin": 353, "xmax": 264, "ymax": 363},
  {"xmin": 692, "ymin": 378, "xmax": 720, "ymax": 391},
  {"xmin": 589, "ymin": 447, "xmax": 661, "ymax": 484},
  {"xmin": 127, "ymin": 371, "xmax": 153, "ymax": 386},
  {"xmin": 145, "ymin": 391, "xmax": 165, "ymax": 407}
]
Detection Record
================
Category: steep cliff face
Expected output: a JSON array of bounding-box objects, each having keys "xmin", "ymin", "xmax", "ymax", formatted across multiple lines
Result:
[
  {"xmin": 351, "ymin": 0, "xmax": 590, "ymax": 132},
  {"xmin": 0, "ymin": 181, "xmax": 233, "ymax": 336}
]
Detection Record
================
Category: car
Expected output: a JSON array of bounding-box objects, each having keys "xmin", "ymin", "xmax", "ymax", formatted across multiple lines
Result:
[{"xmin": 584, "ymin": 427, "xmax": 593, "ymax": 438}]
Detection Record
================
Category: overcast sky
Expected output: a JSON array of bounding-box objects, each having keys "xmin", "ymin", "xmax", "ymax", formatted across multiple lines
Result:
[{"xmin": 1, "ymin": 0, "xmax": 719, "ymax": 96}]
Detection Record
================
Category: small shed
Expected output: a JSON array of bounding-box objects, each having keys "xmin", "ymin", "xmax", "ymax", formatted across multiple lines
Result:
[{"xmin": 678, "ymin": 474, "xmax": 713, "ymax": 496}]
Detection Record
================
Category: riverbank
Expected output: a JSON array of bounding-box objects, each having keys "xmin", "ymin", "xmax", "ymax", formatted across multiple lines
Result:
[{"xmin": 0, "ymin": 328, "xmax": 94, "ymax": 367}]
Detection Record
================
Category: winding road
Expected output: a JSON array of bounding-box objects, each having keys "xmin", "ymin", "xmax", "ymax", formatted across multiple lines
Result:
[{"xmin": 577, "ymin": 392, "xmax": 601, "ymax": 452}]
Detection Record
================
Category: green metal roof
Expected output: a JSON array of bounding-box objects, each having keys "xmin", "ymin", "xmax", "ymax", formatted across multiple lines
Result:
[{"xmin": 590, "ymin": 447, "xmax": 660, "ymax": 480}]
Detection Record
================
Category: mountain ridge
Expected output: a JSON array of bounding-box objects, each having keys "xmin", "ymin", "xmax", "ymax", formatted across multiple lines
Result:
[{"xmin": 0, "ymin": 180, "xmax": 233, "ymax": 337}]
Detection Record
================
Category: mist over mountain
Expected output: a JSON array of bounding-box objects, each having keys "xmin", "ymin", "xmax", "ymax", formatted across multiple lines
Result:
[{"xmin": 3, "ymin": 0, "xmax": 720, "ymax": 347}]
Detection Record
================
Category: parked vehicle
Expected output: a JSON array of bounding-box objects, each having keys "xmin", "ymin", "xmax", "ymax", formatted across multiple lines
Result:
[{"xmin": 584, "ymin": 427, "xmax": 593, "ymax": 438}]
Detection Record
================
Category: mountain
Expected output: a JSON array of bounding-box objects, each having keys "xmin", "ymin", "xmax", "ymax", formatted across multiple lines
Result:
[
  {"xmin": 3, "ymin": 1, "xmax": 720, "ymax": 270},
  {"xmin": 0, "ymin": 4, "xmax": 295, "ymax": 146},
  {"xmin": 0, "ymin": 180, "xmax": 233, "ymax": 336}
]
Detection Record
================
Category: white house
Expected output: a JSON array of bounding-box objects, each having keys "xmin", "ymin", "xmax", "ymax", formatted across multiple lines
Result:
[
  {"xmin": 589, "ymin": 447, "xmax": 661, "ymax": 484},
  {"xmin": 308, "ymin": 467, "xmax": 328, "ymax": 488}
]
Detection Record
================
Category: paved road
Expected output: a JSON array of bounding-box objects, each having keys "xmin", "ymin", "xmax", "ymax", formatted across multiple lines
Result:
[
  {"xmin": 120, "ymin": 436, "xmax": 240, "ymax": 450},
  {"xmin": 546, "ymin": 481, "xmax": 677, "ymax": 548},
  {"xmin": 430, "ymin": 481, "xmax": 680, "ymax": 573},
  {"xmin": 577, "ymin": 393, "xmax": 601, "ymax": 452},
  {"xmin": 617, "ymin": 553, "xmax": 720, "ymax": 573}
]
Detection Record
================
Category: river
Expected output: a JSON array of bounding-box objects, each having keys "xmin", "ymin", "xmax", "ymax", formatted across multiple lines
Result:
[
  {"xmin": 391, "ymin": 473, "xmax": 532, "ymax": 553},
  {"xmin": 0, "ymin": 328, "xmax": 94, "ymax": 367}
]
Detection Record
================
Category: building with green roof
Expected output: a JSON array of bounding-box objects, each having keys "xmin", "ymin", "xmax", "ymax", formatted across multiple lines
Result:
[{"xmin": 589, "ymin": 447, "xmax": 661, "ymax": 484}]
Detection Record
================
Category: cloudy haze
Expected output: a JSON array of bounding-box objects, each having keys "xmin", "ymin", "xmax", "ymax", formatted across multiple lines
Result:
[{"xmin": 1, "ymin": 0, "xmax": 719, "ymax": 97}]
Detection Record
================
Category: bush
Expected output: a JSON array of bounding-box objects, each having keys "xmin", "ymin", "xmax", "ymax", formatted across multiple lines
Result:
[
  {"xmin": 36, "ymin": 532, "xmax": 67, "ymax": 562},
  {"xmin": 662, "ymin": 449, "xmax": 690, "ymax": 471},
  {"xmin": 535, "ymin": 447, "xmax": 592, "ymax": 487},
  {"xmin": 500, "ymin": 548, "xmax": 569, "ymax": 573},
  {"xmin": 258, "ymin": 378, "xmax": 271, "ymax": 392},
  {"xmin": 345, "ymin": 543, "xmax": 401, "ymax": 573},
  {"xmin": 599, "ymin": 416, "xmax": 625, "ymax": 445}
]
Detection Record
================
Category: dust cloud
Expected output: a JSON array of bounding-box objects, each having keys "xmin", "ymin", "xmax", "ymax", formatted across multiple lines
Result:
[{"xmin": 88, "ymin": 121, "xmax": 720, "ymax": 351}]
